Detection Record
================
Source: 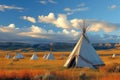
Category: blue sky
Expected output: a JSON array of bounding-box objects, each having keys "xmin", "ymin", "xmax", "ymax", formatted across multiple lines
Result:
[{"xmin": 0, "ymin": 0, "xmax": 120, "ymax": 43}]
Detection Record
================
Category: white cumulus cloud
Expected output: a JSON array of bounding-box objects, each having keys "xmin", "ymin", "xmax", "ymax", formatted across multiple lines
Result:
[
  {"xmin": 22, "ymin": 16, "xmax": 36, "ymax": 23},
  {"xmin": 0, "ymin": 23, "xmax": 119, "ymax": 43},
  {"xmin": 38, "ymin": 13, "xmax": 55, "ymax": 23},
  {"xmin": 19, "ymin": 25, "xmax": 79, "ymax": 41},
  {"xmin": 89, "ymin": 22, "xmax": 118, "ymax": 33},
  {"xmin": 70, "ymin": 19, "xmax": 83, "ymax": 29},
  {"xmin": 38, "ymin": 13, "xmax": 71, "ymax": 28},
  {"xmin": 0, "ymin": 24, "xmax": 19, "ymax": 32},
  {"xmin": 38, "ymin": 12, "xmax": 119, "ymax": 33}
]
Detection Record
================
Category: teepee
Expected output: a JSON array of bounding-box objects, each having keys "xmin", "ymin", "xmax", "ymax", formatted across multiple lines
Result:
[
  {"xmin": 46, "ymin": 51, "xmax": 55, "ymax": 60},
  {"xmin": 64, "ymin": 20, "xmax": 104, "ymax": 68},
  {"xmin": 30, "ymin": 53, "xmax": 38, "ymax": 60},
  {"xmin": 43, "ymin": 54, "xmax": 47, "ymax": 59},
  {"xmin": 5, "ymin": 53, "xmax": 11, "ymax": 59},
  {"xmin": 46, "ymin": 43, "xmax": 55, "ymax": 60},
  {"xmin": 13, "ymin": 53, "xmax": 24, "ymax": 59},
  {"xmin": 112, "ymin": 54, "xmax": 116, "ymax": 58}
]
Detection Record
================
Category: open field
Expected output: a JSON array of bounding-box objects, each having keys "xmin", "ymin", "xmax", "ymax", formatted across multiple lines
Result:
[{"xmin": 0, "ymin": 49, "xmax": 120, "ymax": 80}]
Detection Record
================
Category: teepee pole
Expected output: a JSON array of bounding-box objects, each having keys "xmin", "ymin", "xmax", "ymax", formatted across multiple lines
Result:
[{"xmin": 50, "ymin": 43, "xmax": 53, "ymax": 51}]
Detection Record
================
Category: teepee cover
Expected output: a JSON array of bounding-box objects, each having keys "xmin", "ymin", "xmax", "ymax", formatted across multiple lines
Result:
[
  {"xmin": 13, "ymin": 53, "xmax": 24, "ymax": 59},
  {"xmin": 112, "ymin": 54, "xmax": 116, "ymax": 58},
  {"xmin": 43, "ymin": 54, "xmax": 47, "ymax": 59},
  {"xmin": 5, "ymin": 53, "xmax": 11, "ymax": 59},
  {"xmin": 46, "ymin": 51, "xmax": 55, "ymax": 60},
  {"xmin": 30, "ymin": 53, "xmax": 38, "ymax": 60}
]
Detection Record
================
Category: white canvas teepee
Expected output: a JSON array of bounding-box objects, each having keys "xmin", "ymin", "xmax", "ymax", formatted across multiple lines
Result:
[
  {"xmin": 46, "ymin": 43, "xmax": 55, "ymax": 60},
  {"xmin": 13, "ymin": 53, "xmax": 24, "ymax": 59},
  {"xmin": 43, "ymin": 54, "xmax": 47, "ymax": 59},
  {"xmin": 112, "ymin": 54, "xmax": 116, "ymax": 58},
  {"xmin": 64, "ymin": 21, "xmax": 104, "ymax": 68},
  {"xmin": 5, "ymin": 53, "xmax": 11, "ymax": 59},
  {"xmin": 30, "ymin": 53, "xmax": 38, "ymax": 60},
  {"xmin": 46, "ymin": 51, "xmax": 55, "ymax": 60},
  {"xmin": 19, "ymin": 53, "xmax": 24, "ymax": 58}
]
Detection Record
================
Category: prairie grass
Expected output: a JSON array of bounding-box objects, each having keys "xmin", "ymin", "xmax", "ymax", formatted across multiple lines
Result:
[{"xmin": 0, "ymin": 49, "xmax": 120, "ymax": 80}]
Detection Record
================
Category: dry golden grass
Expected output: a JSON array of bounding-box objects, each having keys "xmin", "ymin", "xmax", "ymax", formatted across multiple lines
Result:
[
  {"xmin": 97, "ymin": 49, "xmax": 120, "ymax": 55},
  {"xmin": 0, "ymin": 49, "xmax": 120, "ymax": 80}
]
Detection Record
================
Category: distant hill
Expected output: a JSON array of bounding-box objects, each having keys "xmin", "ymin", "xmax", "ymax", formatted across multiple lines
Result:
[
  {"xmin": 0, "ymin": 42, "xmax": 119, "ymax": 52},
  {"xmin": 0, "ymin": 42, "xmax": 31, "ymax": 50}
]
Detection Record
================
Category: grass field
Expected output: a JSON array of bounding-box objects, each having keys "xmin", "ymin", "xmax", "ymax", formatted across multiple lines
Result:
[{"xmin": 0, "ymin": 49, "xmax": 120, "ymax": 80}]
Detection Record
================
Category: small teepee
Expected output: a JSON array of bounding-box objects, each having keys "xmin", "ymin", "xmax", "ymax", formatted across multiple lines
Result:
[
  {"xmin": 30, "ymin": 53, "xmax": 38, "ymax": 60},
  {"xmin": 46, "ymin": 51, "xmax": 55, "ymax": 60},
  {"xmin": 19, "ymin": 53, "xmax": 24, "ymax": 59},
  {"xmin": 13, "ymin": 53, "xmax": 24, "ymax": 59},
  {"xmin": 64, "ymin": 20, "xmax": 104, "ymax": 68},
  {"xmin": 112, "ymin": 54, "xmax": 116, "ymax": 58},
  {"xmin": 46, "ymin": 43, "xmax": 55, "ymax": 60},
  {"xmin": 5, "ymin": 53, "xmax": 11, "ymax": 59},
  {"xmin": 43, "ymin": 54, "xmax": 47, "ymax": 59}
]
